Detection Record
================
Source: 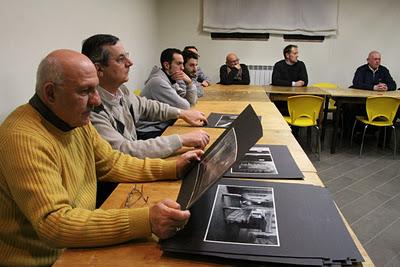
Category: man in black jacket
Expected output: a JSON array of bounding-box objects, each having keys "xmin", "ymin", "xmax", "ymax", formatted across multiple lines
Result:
[
  {"xmin": 219, "ymin": 52, "xmax": 250, "ymax": 85},
  {"xmin": 272, "ymin": 44, "xmax": 308, "ymax": 87},
  {"xmin": 351, "ymin": 51, "xmax": 396, "ymax": 91}
]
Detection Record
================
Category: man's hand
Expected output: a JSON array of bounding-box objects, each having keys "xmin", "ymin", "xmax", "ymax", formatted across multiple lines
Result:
[
  {"xmin": 149, "ymin": 199, "xmax": 190, "ymax": 239},
  {"xmin": 176, "ymin": 149, "xmax": 203, "ymax": 178},
  {"xmin": 201, "ymin": 80, "xmax": 210, "ymax": 87},
  {"xmin": 172, "ymin": 71, "xmax": 192, "ymax": 85},
  {"xmin": 179, "ymin": 130, "xmax": 210, "ymax": 149},
  {"xmin": 293, "ymin": 80, "xmax": 305, "ymax": 87},
  {"xmin": 233, "ymin": 63, "xmax": 241, "ymax": 70},
  {"xmin": 373, "ymin": 83, "xmax": 388, "ymax": 91},
  {"xmin": 179, "ymin": 109, "xmax": 208, "ymax": 126}
]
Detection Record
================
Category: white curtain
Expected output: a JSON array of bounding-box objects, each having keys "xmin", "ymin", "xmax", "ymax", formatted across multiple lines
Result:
[{"xmin": 203, "ymin": 0, "xmax": 338, "ymax": 36}]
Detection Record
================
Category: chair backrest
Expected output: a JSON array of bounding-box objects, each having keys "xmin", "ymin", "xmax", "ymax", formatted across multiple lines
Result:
[
  {"xmin": 287, "ymin": 95, "xmax": 324, "ymax": 125},
  {"xmin": 311, "ymin": 82, "xmax": 338, "ymax": 89},
  {"xmin": 365, "ymin": 96, "xmax": 400, "ymax": 124}
]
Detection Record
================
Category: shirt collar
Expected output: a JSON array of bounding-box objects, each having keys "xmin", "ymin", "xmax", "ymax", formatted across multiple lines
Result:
[
  {"xmin": 368, "ymin": 64, "xmax": 379, "ymax": 73},
  {"xmin": 97, "ymin": 86, "xmax": 124, "ymax": 106},
  {"xmin": 29, "ymin": 93, "xmax": 75, "ymax": 132}
]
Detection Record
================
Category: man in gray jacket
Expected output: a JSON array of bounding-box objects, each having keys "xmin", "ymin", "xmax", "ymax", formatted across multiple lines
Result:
[
  {"xmin": 82, "ymin": 34, "xmax": 209, "ymax": 159},
  {"xmin": 138, "ymin": 48, "xmax": 199, "ymax": 137}
]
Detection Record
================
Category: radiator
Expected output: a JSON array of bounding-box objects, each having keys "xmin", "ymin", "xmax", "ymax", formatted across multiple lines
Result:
[{"xmin": 248, "ymin": 65, "xmax": 273, "ymax": 85}]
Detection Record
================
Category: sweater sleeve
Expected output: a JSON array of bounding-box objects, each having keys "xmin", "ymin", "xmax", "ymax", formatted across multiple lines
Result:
[
  {"xmin": 271, "ymin": 62, "xmax": 292, "ymax": 86},
  {"xmin": 89, "ymin": 123, "xmax": 176, "ymax": 182},
  {"xmin": 90, "ymin": 110, "xmax": 182, "ymax": 159},
  {"xmin": 383, "ymin": 68, "xmax": 397, "ymax": 91},
  {"xmin": 196, "ymin": 67, "xmax": 211, "ymax": 84},
  {"xmin": 299, "ymin": 62, "xmax": 308, "ymax": 86},
  {"xmin": 352, "ymin": 67, "xmax": 373, "ymax": 90},
  {"xmin": 146, "ymin": 77, "xmax": 192, "ymax": 109},
  {"xmin": 1, "ymin": 127, "xmax": 174, "ymax": 248},
  {"xmin": 239, "ymin": 64, "xmax": 251, "ymax": 85},
  {"xmin": 219, "ymin": 65, "xmax": 229, "ymax": 84}
]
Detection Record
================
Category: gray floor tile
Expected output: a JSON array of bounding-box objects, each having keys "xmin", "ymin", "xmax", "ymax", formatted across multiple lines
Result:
[
  {"xmin": 306, "ymin": 124, "xmax": 400, "ymax": 265},
  {"xmin": 364, "ymin": 219, "xmax": 400, "ymax": 267},
  {"xmin": 344, "ymin": 157, "xmax": 394, "ymax": 181},
  {"xmin": 318, "ymin": 161, "xmax": 365, "ymax": 182},
  {"xmin": 383, "ymin": 194, "xmax": 400, "ymax": 214},
  {"xmin": 332, "ymin": 189, "xmax": 364, "ymax": 208},
  {"xmin": 347, "ymin": 172, "xmax": 397, "ymax": 195},
  {"xmin": 385, "ymin": 254, "xmax": 400, "ymax": 267},
  {"xmin": 351, "ymin": 206, "xmax": 400, "ymax": 244},
  {"xmin": 341, "ymin": 191, "xmax": 392, "ymax": 224},
  {"xmin": 325, "ymin": 176, "xmax": 358, "ymax": 194},
  {"xmin": 376, "ymin": 176, "xmax": 400, "ymax": 197}
]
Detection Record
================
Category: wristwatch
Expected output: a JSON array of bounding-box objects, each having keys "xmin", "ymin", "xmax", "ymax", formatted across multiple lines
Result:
[{"xmin": 176, "ymin": 108, "xmax": 181, "ymax": 118}]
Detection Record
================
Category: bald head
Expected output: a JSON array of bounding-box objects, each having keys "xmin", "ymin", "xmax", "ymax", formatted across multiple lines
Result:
[
  {"xmin": 36, "ymin": 49, "xmax": 96, "ymax": 97},
  {"xmin": 367, "ymin": 50, "xmax": 381, "ymax": 70},
  {"xmin": 35, "ymin": 49, "xmax": 100, "ymax": 128},
  {"xmin": 226, "ymin": 53, "xmax": 240, "ymax": 68}
]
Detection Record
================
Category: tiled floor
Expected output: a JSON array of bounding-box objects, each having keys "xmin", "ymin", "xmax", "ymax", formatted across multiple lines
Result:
[{"xmin": 298, "ymin": 125, "xmax": 400, "ymax": 267}]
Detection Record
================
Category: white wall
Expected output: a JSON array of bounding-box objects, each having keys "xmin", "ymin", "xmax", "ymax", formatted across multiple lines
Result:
[
  {"xmin": 156, "ymin": 0, "xmax": 400, "ymax": 89},
  {"xmin": 0, "ymin": 0, "xmax": 159, "ymax": 121},
  {"xmin": 1, "ymin": 0, "xmax": 400, "ymax": 122}
]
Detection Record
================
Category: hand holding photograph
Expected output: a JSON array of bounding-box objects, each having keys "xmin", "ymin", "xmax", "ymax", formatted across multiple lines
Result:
[{"xmin": 177, "ymin": 105, "xmax": 263, "ymax": 209}]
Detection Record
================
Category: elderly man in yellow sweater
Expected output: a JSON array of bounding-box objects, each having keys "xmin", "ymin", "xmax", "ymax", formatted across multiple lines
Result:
[{"xmin": 0, "ymin": 49, "xmax": 203, "ymax": 266}]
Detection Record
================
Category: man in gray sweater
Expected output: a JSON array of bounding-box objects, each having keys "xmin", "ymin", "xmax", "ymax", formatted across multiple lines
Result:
[
  {"xmin": 82, "ymin": 34, "xmax": 209, "ymax": 159},
  {"xmin": 138, "ymin": 48, "xmax": 199, "ymax": 138}
]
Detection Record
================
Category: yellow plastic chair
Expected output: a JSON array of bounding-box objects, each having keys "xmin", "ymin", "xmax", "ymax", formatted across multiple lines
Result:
[
  {"xmin": 283, "ymin": 95, "xmax": 324, "ymax": 160},
  {"xmin": 312, "ymin": 82, "xmax": 347, "ymax": 145},
  {"xmin": 312, "ymin": 82, "xmax": 337, "ymax": 111},
  {"xmin": 350, "ymin": 96, "xmax": 400, "ymax": 158}
]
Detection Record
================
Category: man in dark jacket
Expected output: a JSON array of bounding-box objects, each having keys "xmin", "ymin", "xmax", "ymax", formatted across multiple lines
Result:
[
  {"xmin": 219, "ymin": 52, "xmax": 250, "ymax": 85},
  {"xmin": 351, "ymin": 51, "xmax": 396, "ymax": 91}
]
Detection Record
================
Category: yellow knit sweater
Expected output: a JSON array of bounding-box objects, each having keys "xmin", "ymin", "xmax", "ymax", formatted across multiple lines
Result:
[{"xmin": 0, "ymin": 104, "xmax": 176, "ymax": 266}]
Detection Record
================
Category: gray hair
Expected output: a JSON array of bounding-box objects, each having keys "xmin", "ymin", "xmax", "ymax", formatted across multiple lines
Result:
[{"xmin": 35, "ymin": 56, "xmax": 63, "ymax": 96}]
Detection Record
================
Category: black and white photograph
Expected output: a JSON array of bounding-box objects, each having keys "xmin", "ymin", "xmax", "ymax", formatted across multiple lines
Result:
[
  {"xmin": 215, "ymin": 114, "xmax": 238, "ymax": 128},
  {"xmin": 231, "ymin": 146, "xmax": 278, "ymax": 175},
  {"xmin": 204, "ymin": 185, "xmax": 279, "ymax": 246},
  {"xmin": 187, "ymin": 128, "xmax": 238, "ymax": 208}
]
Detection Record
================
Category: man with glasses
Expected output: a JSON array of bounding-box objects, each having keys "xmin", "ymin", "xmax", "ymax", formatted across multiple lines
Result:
[
  {"xmin": 219, "ymin": 52, "xmax": 250, "ymax": 85},
  {"xmin": 82, "ymin": 34, "xmax": 209, "ymax": 158},
  {"xmin": 82, "ymin": 34, "xmax": 209, "ymax": 205},
  {"xmin": 0, "ymin": 49, "xmax": 202, "ymax": 266},
  {"xmin": 183, "ymin": 46, "xmax": 211, "ymax": 97}
]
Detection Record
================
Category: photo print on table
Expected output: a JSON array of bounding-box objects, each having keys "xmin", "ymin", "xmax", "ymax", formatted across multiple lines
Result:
[
  {"xmin": 204, "ymin": 184, "xmax": 279, "ymax": 247},
  {"xmin": 215, "ymin": 115, "xmax": 238, "ymax": 128},
  {"xmin": 231, "ymin": 146, "xmax": 278, "ymax": 175}
]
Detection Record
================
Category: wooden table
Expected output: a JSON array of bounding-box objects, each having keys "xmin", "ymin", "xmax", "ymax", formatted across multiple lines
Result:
[
  {"xmin": 54, "ymin": 85, "xmax": 374, "ymax": 267},
  {"xmin": 322, "ymin": 87, "xmax": 400, "ymax": 153},
  {"xmin": 188, "ymin": 101, "xmax": 291, "ymax": 132},
  {"xmin": 201, "ymin": 84, "xmax": 270, "ymax": 102}
]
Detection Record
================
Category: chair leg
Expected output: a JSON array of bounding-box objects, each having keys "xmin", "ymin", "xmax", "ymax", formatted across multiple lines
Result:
[
  {"xmin": 392, "ymin": 125, "xmax": 396, "ymax": 159},
  {"xmin": 360, "ymin": 125, "xmax": 368, "ymax": 157},
  {"xmin": 315, "ymin": 125, "xmax": 321, "ymax": 161},
  {"xmin": 307, "ymin": 127, "xmax": 311, "ymax": 147},
  {"xmin": 383, "ymin": 127, "xmax": 387, "ymax": 149},
  {"xmin": 339, "ymin": 112, "xmax": 344, "ymax": 147},
  {"xmin": 350, "ymin": 120, "xmax": 358, "ymax": 148}
]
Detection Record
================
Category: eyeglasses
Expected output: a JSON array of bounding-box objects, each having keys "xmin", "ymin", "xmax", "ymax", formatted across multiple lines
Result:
[
  {"xmin": 113, "ymin": 52, "xmax": 131, "ymax": 64},
  {"xmin": 123, "ymin": 184, "xmax": 149, "ymax": 208}
]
